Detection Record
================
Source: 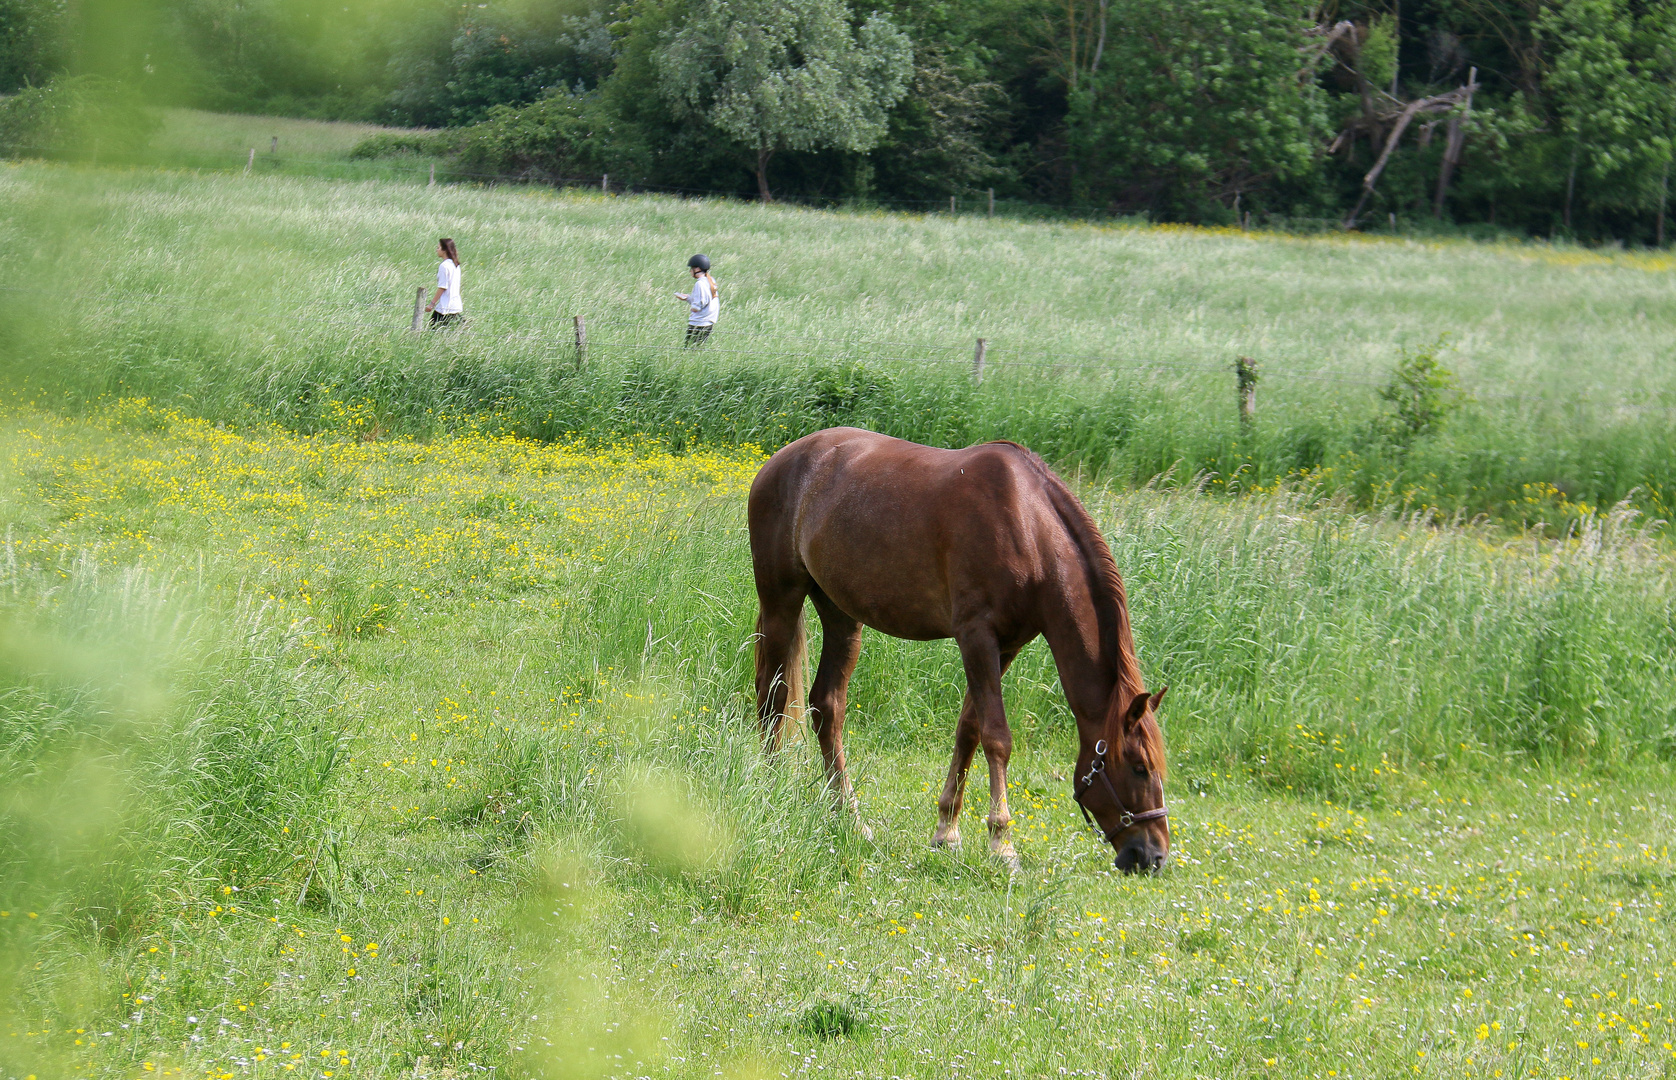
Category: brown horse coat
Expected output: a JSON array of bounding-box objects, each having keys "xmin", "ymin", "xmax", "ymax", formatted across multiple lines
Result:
[{"xmin": 748, "ymin": 427, "xmax": 1168, "ymax": 872}]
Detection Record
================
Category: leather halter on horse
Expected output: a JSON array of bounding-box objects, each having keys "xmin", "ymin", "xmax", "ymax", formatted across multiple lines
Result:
[{"xmin": 1073, "ymin": 739, "xmax": 1169, "ymax": 847}]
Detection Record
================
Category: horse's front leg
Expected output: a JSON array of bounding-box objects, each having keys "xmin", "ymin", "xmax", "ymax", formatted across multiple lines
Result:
[{"xmin": 956, "ymin": 634, "xmax": 1021, "ymax": 872}]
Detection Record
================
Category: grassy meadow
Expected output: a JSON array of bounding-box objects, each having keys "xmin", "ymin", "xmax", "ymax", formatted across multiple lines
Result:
[
  {"xmin": 1, "ymin": 402, "xmax": 1673, "ymax": 1080},
  {"xmin": 130, "ymin": 110, "xmax": 447, "ymax": 184},
  {"xmin": 3, "ymin": 150, "xmax": 1676, "ymax": 525},
  {"xmin": 148, "ymin": 110, "xmax": 424, "ymax": 163},
  {"xmin": 2, "ymin": 131, "xmax": 1676, "ymax": 1079}
]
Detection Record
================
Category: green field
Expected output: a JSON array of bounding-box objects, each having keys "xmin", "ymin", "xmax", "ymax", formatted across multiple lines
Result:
[
  {"xmin": 1, "ymin": 404, "xmax": 1673, "ymax": 1080},
  {"xmin": 2, "ymin": 134, "xmax": 1676, "ymax": 1079},
  {"xmin": 4, "ymin": 150, "xmax": 1676, "ymax": 526},
  {"xmin": 148, "ymin": 110, "xmax": 426, "ymax": 163},
  {"xmin": 128, "ymin": 110, "xmax": 454, "ymax": 186}
]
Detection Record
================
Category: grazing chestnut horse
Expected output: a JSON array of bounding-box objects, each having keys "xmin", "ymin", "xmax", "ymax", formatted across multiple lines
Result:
[{"xmin": 748, "ymin": 427, "xmax": 1169, "ymax": 873}]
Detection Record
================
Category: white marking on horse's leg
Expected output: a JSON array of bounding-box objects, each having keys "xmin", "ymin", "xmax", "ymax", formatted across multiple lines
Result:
[
  {"xmin": 986, "ymin": 752, "xmax": 1020, "ymax": 872},
  {"xmin": 931, "ymin": 793, "xmax": 964, "ymax": 848}
]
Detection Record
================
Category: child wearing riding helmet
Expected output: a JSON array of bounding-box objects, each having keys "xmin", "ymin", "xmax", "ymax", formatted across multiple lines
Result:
[{"xmin": 675, "ymin": 253, "xmax": 719, "ymax": 346}]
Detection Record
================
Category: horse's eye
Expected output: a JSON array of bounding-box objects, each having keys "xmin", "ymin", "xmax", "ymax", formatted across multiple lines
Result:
[{"xmin": 1131, "ymin": 764, "xmax": 1149, "ymax": 779}]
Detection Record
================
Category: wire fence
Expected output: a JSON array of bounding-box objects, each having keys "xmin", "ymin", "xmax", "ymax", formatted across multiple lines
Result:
[{"xmin": 7, "ymin": 281, "xmax": 1674, "ymax": 418}]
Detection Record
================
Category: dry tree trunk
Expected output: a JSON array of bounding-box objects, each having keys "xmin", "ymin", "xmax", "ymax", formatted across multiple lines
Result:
[
  {"xmin": 757, "ymin": 143, "xmax": 774, "ymax": 203},
  {"xmin": 1564, "ymin": 145, "xmax": 1578, "ymax": 231},
  {"xmin": 1340, "ymin": 80, "xmax": 1475, "ymax": 230},
  {"xmin": 1090, "ymin": 0, "xmax": 1108, "ymax": 76},
  {"xmin": 1433, "ymin": 67, "xmax": 1477, "ymax": 219},
  {"xmin": 1658, "ymin": 158, "xmax": 1670, "ymax": 248}
]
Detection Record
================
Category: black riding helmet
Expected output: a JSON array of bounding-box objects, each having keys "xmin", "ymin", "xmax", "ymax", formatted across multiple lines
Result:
[{"xmin": 688, "ymin": 253, "xmax": 711, "ymax": 271}]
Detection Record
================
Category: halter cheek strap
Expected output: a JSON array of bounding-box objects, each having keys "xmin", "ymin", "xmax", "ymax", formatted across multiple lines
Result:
[{"xmin": 1073, "ymin": 739, "xmax": 1169, "ymax": 846}]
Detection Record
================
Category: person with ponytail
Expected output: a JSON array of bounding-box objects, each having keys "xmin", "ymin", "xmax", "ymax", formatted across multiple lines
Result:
[
  {"xmin": 675, "ymin": 253, "xmax": 719, "ymax": 346},
  {"xmin": 425, "ymin": 238, "xmax": 463, "ymax": 327}
]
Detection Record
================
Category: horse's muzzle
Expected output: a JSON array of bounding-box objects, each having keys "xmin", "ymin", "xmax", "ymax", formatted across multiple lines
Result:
[{"xmin": 1114, "ymin": 841, "xmax": 1166, "ymax": 874}]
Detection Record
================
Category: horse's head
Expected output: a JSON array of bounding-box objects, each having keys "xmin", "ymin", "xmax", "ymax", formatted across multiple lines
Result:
[{"xmin": 1075, "ymin": 686, "xmax": 1169, "ymax": 874}]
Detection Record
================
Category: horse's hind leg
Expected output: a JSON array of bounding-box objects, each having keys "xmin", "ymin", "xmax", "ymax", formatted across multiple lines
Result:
[
  {"xmin": 808, "ymin": 595, "xmax": 870, "ymax": 839},
  {"xmin": 754, "ymin": 589, "xmax": 807, "ymax": 753}
]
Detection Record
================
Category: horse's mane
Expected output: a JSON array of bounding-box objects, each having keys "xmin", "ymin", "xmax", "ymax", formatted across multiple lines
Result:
[{"xmin": 996, "ymin": 443, "xmax": 1163, "ymax": 771}]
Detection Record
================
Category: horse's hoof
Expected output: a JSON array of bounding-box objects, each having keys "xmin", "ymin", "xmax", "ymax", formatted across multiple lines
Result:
[
  {"xmin": 930, "ymin": 829, "xmax": 962, "ymax": 850},
  {"xmin": 855, "ymin": 820, "xmax": 875, "ymax": 842},
  {"xmin": 991, "ymin": 845, "xmax": 1022, "ymax": 874}
]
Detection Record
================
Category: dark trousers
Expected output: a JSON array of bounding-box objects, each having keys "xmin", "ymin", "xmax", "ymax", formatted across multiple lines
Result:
[
  {"xmin": 684, "ymin": 324, "xmax": 713, "ymax": 348},
  {"xmin": 430, "ymin": 310, "xmax": 463, "ymax": 328}
]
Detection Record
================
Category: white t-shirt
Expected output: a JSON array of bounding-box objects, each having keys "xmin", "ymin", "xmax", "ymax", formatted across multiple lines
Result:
[
  {"xmin": 688, "ymin": 274, "xmax": 718, "ymax": 326},
  {"xmin": 436, "ymin": 258, "xmax": 462, "ymax": 314}
]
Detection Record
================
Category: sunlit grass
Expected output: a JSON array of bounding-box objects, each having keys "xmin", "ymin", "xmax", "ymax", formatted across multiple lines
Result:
[
  {"xmin": 1, "ymin": 402, "xmax": 1672, "ymax": 1079},
  {"xmin": 148, "ymin": 110, "xmax": 427, "ymax": 164},
  {"xmin": 3, "ymin": 156, "xmax": 1675, "ymax": 525}
]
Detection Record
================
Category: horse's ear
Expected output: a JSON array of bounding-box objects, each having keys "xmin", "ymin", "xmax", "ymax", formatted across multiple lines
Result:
[
  {"xmin": 1149, "ymin": 686, "xmax": 1168, "ymax": 713},
  {"xmin": 1123, "ymin": 691, "xmax": 1151, "ymax": 729}
]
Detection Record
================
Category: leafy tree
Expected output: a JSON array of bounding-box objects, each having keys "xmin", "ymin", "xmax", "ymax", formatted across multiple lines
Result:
[
  {"xmin": 868, "ymin": 47, "xmax": 1006, "ymax": 200},
  {"xmin": 386, "ymin": 0, "xmax": 615, "ymax": 127},
  {"xmin": 0, "ymin": 0, "xmax": 65, "ymax": 93},
  {"xmin": 1538, "ymin": 0, "xmax": 1643, "ymax": 229},
  {"xmin": 653, "ymin": 0, "xmax": 913, "ymax": 201},
  {"xmin": 0, "ymin": 74, "xmax": 159, "ymax": 160},
  {"xmin": 1065, "ymin": 0, "xmax": 1329, "ymax": 217},
  {"xmin": 1534, "ymin": 0, "xmax": 1676, "ymax": 238},
  {"xmin": 1640, "ymin": 0, "xmax": 1676, "ymax": 243}
]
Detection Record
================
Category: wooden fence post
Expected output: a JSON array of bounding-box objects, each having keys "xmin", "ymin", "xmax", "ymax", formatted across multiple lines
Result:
[
  {"xmin": 574, "ymin": 314, "xmax": 587, "ymax": 369},
  {"xmin": 245, "ymin": 147, "xmax": 255, "ymax": 175},
  {"xmin": 602, "ymin": 174, "xmax": 609, "ymax": 193},
  {"xmin": 988, "ymin": 188, "xmax": 995, "ymax": 218},
  {"xmin": 1235, "ymin": 356, "xmax": 1258, "ymax": 428},
  {"xmin": 412, "ymin": 287, "xmax": 426, "ymax": 332},
  {"xmin": 270, "ymin": 136, "xmax": 278, "ymax": 155},
  {"xmin": 972, "ymin": 338, "xmax": 987, "ymax": 384},
  {"xmin": 950, "ymin": 195, "xmax": 956, "ymax": 214},
  {"xmin": 429, "ymin": 163, "xmax": 435, "ymax": 187}
]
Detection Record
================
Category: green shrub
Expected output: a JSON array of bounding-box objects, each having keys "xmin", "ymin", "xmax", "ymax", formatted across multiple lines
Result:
[
  {"xmin": 346, "ymin": 130, "xmax": 458, "ymax": 159},
  {"xmin": 1369, "ymin": 337, "xmax": 1465, "ymax": 451},
  {"xmin": 0, "ymin": 75, "xmax": 160, "ymax": 160},
  {"xmin": 451, "ymin": 93, "xmax": 602, "ymax": 180}
]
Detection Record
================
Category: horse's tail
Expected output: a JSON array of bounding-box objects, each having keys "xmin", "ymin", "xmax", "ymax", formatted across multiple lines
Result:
[
  {"xmin": 755, "ymin": 604, "xmax": 807, "ymax": 745},
  {"xmin": 784, "ymin": 609, "xmax": 807, "ymax": 728}
]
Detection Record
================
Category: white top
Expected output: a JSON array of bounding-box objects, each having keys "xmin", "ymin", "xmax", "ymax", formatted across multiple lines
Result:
[
  {"xmin": 436, "ymin": 258, "xmax": 462, "ymax": 314},
  {"xmin": 688, "ymin": 274, "xmax": 718, "ymax": 326}
]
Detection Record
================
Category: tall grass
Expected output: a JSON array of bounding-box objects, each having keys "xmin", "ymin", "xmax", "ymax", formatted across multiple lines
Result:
[
  {"xmin": 0, "ymin": 550, "xmax": 348, "ymax": 1064},
  {"xmin": 3, "ymin": 405, "xmax": 1672, "ymax": 1079},
  {"xmin": 4, "ymin": 161, "xmax": 1676, "ymax": 525},
  {"xmin": 587, "ymin": 486, "xmax": 1676, "ymax": 790},
  {"xmin": 11, "ymin": 404, "xmax": 1669, "ymax": 794}
]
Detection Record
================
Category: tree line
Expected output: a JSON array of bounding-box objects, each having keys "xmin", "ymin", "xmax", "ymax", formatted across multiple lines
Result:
[{"xmin": 4, "ymin": 0, "xmax": 1675, "ymax": 240}]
